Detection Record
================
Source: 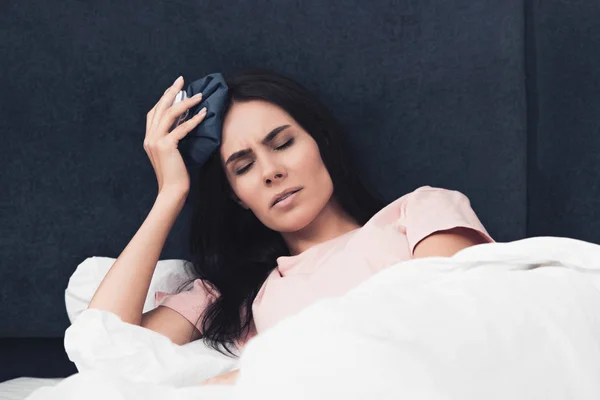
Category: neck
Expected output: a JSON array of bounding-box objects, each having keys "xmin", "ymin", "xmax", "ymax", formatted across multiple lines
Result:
[{"xmin": 281, "ymin": 197, "xmax": 360, "ymax": 256}]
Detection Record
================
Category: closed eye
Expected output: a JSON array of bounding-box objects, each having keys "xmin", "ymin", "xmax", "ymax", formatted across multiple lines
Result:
[
  {"xmin": 235, "ymin": 162, "xmax": 253, "ymax": 175},
  {"xmin": 235, "ymin": 139, "xmax": 295, "ymax": 175},
  {"xmin": 275, "ymin": 139, "xmax": 294, "ymax": 150}
]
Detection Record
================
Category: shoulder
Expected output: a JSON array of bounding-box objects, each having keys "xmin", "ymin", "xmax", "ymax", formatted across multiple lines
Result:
[
  {"xmin": 390, "ymin": 185, "xmax": 495, "ymax": 256},
  {"xmin": 391, "ymin": 185, "xmax": 474, "ymax": 215},
  {"xmin": 154, "ymin": 279, "xmax": 219, "ymax": 330},
  {"xmin": 367, "ymin": 185, "xmax": 461, "ymax": 225}
]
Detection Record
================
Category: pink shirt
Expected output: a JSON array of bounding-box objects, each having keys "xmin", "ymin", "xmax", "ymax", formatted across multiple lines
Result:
[{"xmin": 155, "ymin": 185, "xmax": 495, "ymax": 345}]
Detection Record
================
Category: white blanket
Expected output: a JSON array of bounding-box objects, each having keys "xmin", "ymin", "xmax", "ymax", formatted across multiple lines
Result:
[{"xmin": 28, "ymin": 237, "xmax": 600, "ymax": 399}]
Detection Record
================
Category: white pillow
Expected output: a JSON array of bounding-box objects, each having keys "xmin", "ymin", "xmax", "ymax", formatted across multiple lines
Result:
[
  {"xmin": 64, "ymin": 257, "xmax": 196, "ymax": 323},
  {"xmin": 63, "ymin": 258, "xmax": 240, "ymax": 386}
]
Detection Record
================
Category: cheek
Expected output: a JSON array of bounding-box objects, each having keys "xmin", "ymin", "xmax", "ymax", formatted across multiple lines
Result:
[
  {"xmin": 291, "ymin": 141, "xmax": 326, "ymax": 174},
  {"xmin": 302, "ymin": 144, "xmax": 330, "ymax": 183},
  {"xmin": 232, "ymin": 178, "xmax": 256, "ymax": 205}
]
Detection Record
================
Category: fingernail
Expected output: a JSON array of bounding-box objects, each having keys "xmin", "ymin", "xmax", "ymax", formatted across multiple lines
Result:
[
  {"xmin": 192, "ymin": 92, "xmax": 202, "ymax": 99},
  {"xmin": 173, "ymin": 76, "xmax": 182, "ymax": 85}
]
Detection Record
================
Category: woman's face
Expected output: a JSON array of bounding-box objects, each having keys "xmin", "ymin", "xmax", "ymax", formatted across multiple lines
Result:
[{"xmin": 220, "ymin": 100, "xmax": 333, "ymax": 233}]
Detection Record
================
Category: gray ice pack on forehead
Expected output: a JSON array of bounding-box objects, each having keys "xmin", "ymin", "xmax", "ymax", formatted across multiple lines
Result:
[{"xmin": 173, "ymin": 72, "xmax": 229, "ymax": 168}]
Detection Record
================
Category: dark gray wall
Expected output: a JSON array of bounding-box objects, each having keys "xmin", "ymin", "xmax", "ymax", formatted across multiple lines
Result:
[
  {"xmin": 527, "ymin": 0, "xmax": 600, "ymax": 243},
  {"xmin": 6, "ymin": 0, "xmax": 590, "ymax": 341}
]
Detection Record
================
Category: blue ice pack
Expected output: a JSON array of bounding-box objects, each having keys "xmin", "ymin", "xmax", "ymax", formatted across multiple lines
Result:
[{"xmin": 171, "ymin": 73, "xmax": 229, "ymax": 168}]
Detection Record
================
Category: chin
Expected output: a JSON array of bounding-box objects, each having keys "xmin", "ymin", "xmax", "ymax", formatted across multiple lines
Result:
[
  {"xmin": 270, "ymin": 200, "xmax": 329, "ymax": 233},
  {"xmin": 271, "ymin": 212, "xmax": 315, "ymax": 233}
]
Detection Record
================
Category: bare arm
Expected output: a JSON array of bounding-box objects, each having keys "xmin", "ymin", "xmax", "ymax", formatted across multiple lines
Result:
[
  {"xmin": 413, "ymin": 227, "xmax": 488, "ymax": 259},
  {"xmin": 87, "ymin": 76, "xmax": 210, "ymax": 344},
  {"xmin": 142, "ymin": 305, "xmax": 202, "ymax": 345},
  {"xmin": 88, "ymin": 191, "xmax": 200, "ymax": 343}
]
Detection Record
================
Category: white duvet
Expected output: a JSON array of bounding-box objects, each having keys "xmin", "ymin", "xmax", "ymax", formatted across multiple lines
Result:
[{"xmin": 28, "ymin": 237, "xmax": 600, "ymax": 399}]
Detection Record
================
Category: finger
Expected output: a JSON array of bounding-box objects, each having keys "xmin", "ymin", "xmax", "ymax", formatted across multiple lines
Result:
[
  {"xmin": 169, "ymin": 107, "xmax": 207, "ymax": 141},
  {"xmin": 157, "ymin": 93, "xmax": 204, "ymax": 134},
  {"xmin": 146, "ymin": 84, "xmax": 177, "ymax": 137},
  {"xmin": 146, "ymin": 109, "xmax": 156, "ymax": 139},
  {"xmin": 144, "ymin": 113, "xmax": 158, "ymax": 180},
  {"xmin": 155, "ymin": 76, "xmax": 184, "ymax": 116},
  {"xmin": 151, "ymin": 76, "xmax": 185, "ymax": 135},
  {"xmin": 149, "ymin": 82, "xmax": 181, "ymax": 137}
]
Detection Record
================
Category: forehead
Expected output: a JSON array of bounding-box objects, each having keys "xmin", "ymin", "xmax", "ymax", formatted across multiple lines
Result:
[{"xmin": 220, "ymin": 100, "xmax": 294, "ymax": 157}]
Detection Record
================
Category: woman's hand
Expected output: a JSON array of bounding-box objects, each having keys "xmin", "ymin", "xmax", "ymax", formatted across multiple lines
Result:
[
  {"xmin": 144, "ymin": 76, "xmax": 207, "ymax": 195},
  {"xmin": 200, "ymin": 369, "xmax": 240, "ymax": 386}
]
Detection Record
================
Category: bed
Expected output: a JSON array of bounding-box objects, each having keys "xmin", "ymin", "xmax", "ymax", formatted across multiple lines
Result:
[
  {"xmin": 0, "ymin": 379, "xmax": 63, "ymax": 400},
  {"xmin": 6, "ymin": 237, "xmax": 600, "ymax": 399}
]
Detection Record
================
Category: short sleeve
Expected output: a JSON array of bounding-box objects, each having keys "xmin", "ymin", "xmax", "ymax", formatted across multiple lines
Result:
[
  {"xmin": 154, "ymin": 279, "xmax": 218, "ymax": 332},
  {"xmin": 397, "ymin": 186, "xmax": 495, "ymax": 256}
]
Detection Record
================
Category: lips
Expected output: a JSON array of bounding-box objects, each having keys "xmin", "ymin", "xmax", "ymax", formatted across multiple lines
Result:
[{"xmin": 271, "ymin": 188, "xmax": 302, "ymax": 207}]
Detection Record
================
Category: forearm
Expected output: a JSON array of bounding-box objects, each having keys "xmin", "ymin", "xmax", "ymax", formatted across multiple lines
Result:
[
  {"xmin": 201, "ymin": 369, "xmax": 240, "ymax": 385},
  {"xmin": 88, "ymin": 191, "xmax": 188, "ymax": 325}
]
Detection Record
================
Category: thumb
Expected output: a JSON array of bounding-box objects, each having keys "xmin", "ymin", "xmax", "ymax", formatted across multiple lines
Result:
[{"xmin": 171, "ymin": 108, "xmax": 207, "ymax": 141}]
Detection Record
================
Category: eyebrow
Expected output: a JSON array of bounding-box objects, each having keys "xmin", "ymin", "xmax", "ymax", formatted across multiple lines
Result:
[{"xmin": 224, "ymin": 124, "xmax": 291, "ymax": 166}]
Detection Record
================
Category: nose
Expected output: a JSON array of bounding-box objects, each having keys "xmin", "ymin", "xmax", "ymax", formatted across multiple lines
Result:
[
  {"xmin": 265, "ymin": 173, "xmax": 284, "ymax": 185},
  {"xmin": 262, "ymin": 158, "xmax": 286, "ymax": 185}
]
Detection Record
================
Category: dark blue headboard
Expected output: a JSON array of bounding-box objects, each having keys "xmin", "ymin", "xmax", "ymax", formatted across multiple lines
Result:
[
  {"xmin": 2, "ymin": 0, "xmax": 599, "ymax": 376},
  {"xmin": 527, "ymin": 1, "xmax": 600, "ymax": 239}
]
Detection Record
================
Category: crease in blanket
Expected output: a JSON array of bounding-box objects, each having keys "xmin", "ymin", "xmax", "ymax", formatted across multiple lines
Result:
[{"xmin": 63, "ymin": 309, "xmax": 239, "ymax": 387}]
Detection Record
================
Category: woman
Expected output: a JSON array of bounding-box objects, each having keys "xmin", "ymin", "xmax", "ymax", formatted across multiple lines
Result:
[{"xmin": 88, "ymin": 68, "xmax": 495, "ymax": 385}]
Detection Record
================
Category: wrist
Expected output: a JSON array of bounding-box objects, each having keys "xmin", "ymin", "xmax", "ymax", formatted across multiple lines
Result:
[{"xmin": 156, "ymin": 189, "xmax": 188, "ymax": 208}]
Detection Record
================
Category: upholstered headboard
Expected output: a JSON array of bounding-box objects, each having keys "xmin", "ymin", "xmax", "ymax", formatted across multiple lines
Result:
[{"xmin": 2, "ymin": 0, "xmax": 600, "ymax": 380}]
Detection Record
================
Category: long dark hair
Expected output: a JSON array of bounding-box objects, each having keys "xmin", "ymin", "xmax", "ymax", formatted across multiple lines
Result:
[{"xmin": 184, "ymin": 68, "xmax": 385, "ymax": 356}]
